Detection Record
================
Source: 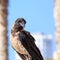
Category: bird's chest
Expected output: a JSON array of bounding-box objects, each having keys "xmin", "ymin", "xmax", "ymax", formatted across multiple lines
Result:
[
  {"xmin": 11, "ymin": 35, "xmax": 20, "ymax": 49},
  {"xmin": 10, "ymin": 34, "xmax": 28, "ymax": 54}
]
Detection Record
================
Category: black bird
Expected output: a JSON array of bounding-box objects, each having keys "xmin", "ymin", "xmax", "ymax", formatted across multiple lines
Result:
[{"xmin": 10, "ymin": 18, "xmax": 44, "ymax": 60}]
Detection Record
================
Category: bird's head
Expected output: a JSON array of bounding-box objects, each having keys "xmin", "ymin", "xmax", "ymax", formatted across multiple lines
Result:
[{"xmin": 12, "ymin": 18, "xmax": 26, "ymax": 31}]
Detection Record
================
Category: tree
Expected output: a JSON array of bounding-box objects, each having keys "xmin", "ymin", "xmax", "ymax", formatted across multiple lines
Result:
[
  {"xmin": 0, "ymin": 0, "xmax": 8, "ymax": 60},
  {"xmin": 54, "ymin": 0, "xmax": 60, "ymax": 60}
]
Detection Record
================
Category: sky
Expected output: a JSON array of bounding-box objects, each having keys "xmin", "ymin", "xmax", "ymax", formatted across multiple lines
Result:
[{"xmin": 8, "ymin": 0, "xmax": 55, "ymax": 60}]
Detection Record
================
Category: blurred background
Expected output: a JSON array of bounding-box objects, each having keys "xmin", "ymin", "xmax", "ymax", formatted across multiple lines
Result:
[
  {"xmin": 8, "ymin": 0, "xmax": 55, "ymax": 60},
  {"xmin": 0, "ymin": 0, "xmax": 60, "ymax": 60}
]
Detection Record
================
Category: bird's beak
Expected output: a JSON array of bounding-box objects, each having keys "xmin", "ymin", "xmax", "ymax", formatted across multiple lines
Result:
[{"xmin": 19, "ymin": 23, "xmax": 25, "ymax": 28}]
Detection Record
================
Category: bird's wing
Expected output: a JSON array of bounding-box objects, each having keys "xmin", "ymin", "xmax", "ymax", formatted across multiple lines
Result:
[{"xmin": 19, "ymin": 30, "xmax": 44, "ymax": 60}]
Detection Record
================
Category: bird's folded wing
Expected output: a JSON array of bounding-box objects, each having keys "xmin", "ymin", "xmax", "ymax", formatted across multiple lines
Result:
[{"xmin": 19, "ymin": 30, "xmax": 44, "ymax": 60}]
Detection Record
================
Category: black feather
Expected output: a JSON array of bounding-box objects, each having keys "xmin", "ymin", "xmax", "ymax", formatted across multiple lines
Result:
[{"xmin": 19, "ymin": 30, "xmax": 44, "ymax": 60}]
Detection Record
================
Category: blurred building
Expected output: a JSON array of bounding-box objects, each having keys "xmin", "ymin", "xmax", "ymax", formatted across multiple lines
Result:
[
  {"xmin": 43, "ymin": 35, "xmax": 53, "ymax": 60},
  {"xmin": 15, "ymin": 33, "xmax": 53, "ymax": 60},
  {"xmin": 32, "ymin": 33, "xmax": 53, "ymax": 60}
]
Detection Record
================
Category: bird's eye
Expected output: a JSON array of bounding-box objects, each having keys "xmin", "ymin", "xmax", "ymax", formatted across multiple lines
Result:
[
  {"xmin": 18, "ymin": 21, "xmax": 21, "ymax": 22},
  {"xmin": 19, "ymin": 21, "xmax": 22, "ymax": 23}
]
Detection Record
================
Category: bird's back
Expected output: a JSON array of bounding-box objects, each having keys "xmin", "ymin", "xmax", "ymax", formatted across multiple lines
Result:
[
  {"xmin": 20, "ymin": 30, "xmax": 44, "ymax": 60},
  {"xmin": 10, "ymin": 30, "xmax": 44, "ymax": 60}
]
